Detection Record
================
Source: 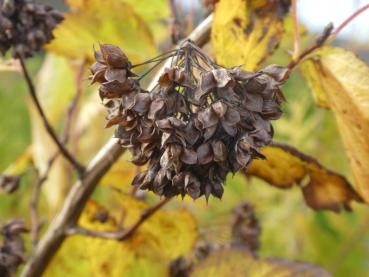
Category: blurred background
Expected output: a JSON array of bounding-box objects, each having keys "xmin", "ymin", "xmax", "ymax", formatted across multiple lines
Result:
[{"xmin": 1, "ymin": 0, "xmax": 369, "ymax": 276}]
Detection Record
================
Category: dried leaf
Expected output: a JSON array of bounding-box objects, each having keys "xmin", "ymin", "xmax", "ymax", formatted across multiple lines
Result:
[
  {"xmin": 211, "ymin": 0, "xmax": 289, "ymax": 70},
  {"xmin": 245, "ymin": 143, "xmax": 362, "ymax": 212}
]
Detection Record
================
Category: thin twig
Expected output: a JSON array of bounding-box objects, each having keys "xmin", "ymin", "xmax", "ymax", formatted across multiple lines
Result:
[
  {"xmin": 286, "ymin": 22, "xmax": 334, "ymax": 72},
  {"xmin": 169, "ymin": 0, "xmax": 182, "ymax": 44},
  {"xmin": 30, "ymin": 155, "xmax": 56, "ymax": 250},
  {"xmin": 17, "ymin": 55, "xmax": 85, "ymax": 176},
  {"xmin": 66, "ymin": 198, "xmax": 171, "ymax": 240},
  {"xmin": 291, "ymin": 0, "xmax": 300, "ymax": 61},
  {"xmin": 331, "ymin": 3, "xmax": 369, "ymax": 37},
  {"xmin": 21, "ymin": 14, "xmax": 213, "ymax": 277},
  {"xmin": 287, "ymin": 3, "xmax": 369, "ymax": 72},
  {"xmin": 63, "ymin": 58, "xmax": 87, "ymax": 142},
  {"xmin": 29, "ymin": 60, "xmax": 87, "ymax": 249}
]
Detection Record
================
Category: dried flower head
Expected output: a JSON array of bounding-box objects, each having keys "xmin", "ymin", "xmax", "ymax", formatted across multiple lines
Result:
[
  {"xmin": 91, "ymin": 41, "xmax": 288, "ymax": 200},
  {"xmin": 0, "ymin": 0, "xmax": 63, "ymax": 57}
]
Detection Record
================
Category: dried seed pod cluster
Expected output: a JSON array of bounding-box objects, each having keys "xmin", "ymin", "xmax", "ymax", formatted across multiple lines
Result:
[
  {"xmin": 91, "ymin": 41, "xmax": 287, "ymax": 200},
  {"xmin": 0, "ymin": 0, "xmax": 63, "ymax": 57},
  {"xmin": 231, "ymin": 202, "xmax": 260, "ymax": 253}
]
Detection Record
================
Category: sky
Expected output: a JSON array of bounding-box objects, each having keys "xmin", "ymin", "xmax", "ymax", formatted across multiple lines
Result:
[{"xmin": 296, "ymin": 0, "xmax": 369, "ymax": 42}]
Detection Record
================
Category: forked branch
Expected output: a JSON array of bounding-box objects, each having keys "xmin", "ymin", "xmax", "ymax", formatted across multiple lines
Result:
[{"xmin": 66, "ymin": 198, "xmax": 170, "ymax": 240}]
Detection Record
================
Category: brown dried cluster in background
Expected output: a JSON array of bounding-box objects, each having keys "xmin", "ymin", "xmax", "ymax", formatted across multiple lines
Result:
[
  {"xmin": 91, "ymin": 41, "xmax": 287, "ymax": 200},
  {"xmin": 0, "ymin": 0, "xmax": 63, "ymax": 57},
  {"xmin": 231, "ymin": 201, "xmax": 260, "ymax": 253},
  {"xmin": 0, "ymin": 220, "xmax": 28, "ymax": 277}
]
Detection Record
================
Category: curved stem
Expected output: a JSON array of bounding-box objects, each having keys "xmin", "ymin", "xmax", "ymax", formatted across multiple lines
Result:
[
  {"xmin": 286, "ymin": 23, "xmax": 334, "ymax": 72},
  {"xmin": 30, "ymin": 59, "xmax": 87, "ymax": 250},
  {"xmin": 331, "ymin": 3, "xmax": 369, "ymax": 37},
  {"xmin": 18, "ymin": 55, "xmax": 85, "ymax": 176}
]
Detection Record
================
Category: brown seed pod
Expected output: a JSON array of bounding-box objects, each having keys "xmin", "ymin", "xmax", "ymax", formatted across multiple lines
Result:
[
  {"xmin": 92, "ymin": 41, "xmax": 288, "ymax": 200},
  {"xmin": 0, "ymin": 0, "xmax": 64, "ymax": 57}
]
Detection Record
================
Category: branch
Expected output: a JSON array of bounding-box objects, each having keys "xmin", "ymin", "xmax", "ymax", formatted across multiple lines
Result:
[
  {"xmin": 286, "ymin": 22, "xmax": 334, "ymax": 72},
  {"xmin": 169, "ymin": 0, "xmax": 182, "ymax": 44},
  {"xmin": 331, "ymin": 3, "xmax": 369, "ymax": 37},
  {"xmin": 17, "ymin": 55, "xmax": 85, "ymax": 176},
  {"xmin": 287, "ymin": 3, "xmax": 369, "ymax": 72},
  {"xmin": 30, "ymin": 59, "xmax": 87, "ymax": 250},
  {"xmin": 20, "ymin": 13, "xmax": 213, "ymax": 277},
  {"xmin": 66, "ymin": 198, "xmax": 170, "ymax": 240},
  {"xmin": 291, "ymin": 0, "xmax": 300, "ymax": 61}
]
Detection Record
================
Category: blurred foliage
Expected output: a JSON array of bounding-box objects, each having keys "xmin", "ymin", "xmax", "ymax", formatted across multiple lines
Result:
[
  {"xmin": 0, "ymin": 0, "xmax": 369, "ymax": 276},
  {"xmin": 46, "ymin": 196, "xmax": 197, "ymax": 276},
  {"xmin": 0, "ymin": 59, "xmax": 40, "ymax": 171},
  {"xmin": 47, "ymin": 0, "xmax": 157, "ymax": 62},
  {"xmin": 191, "ymin": 248, "xmax": 330, "ymax": 277}
]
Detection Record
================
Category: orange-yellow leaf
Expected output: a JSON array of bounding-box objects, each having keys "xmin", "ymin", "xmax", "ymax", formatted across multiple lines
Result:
[{"xmin": 246, "ymin": 143, "xmax": 362, "ymax": 212}]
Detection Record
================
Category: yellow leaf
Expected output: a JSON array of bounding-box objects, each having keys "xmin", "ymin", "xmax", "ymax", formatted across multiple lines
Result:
[
  {"xmin": 47, "ymin": 0, "xmax": 157, "ymax": 63},
  {"xmin": 100, "ymin": 153, "xmax": 138, "ymax": 190},
  {"xmin": 46, "ymin": 198, "xmax": 197, "ymax": 276},
  {"xmin": 246, "ymin": 143, "xmax": 362, "ymax": 212},
  {"xmin": 117, "ymin": 194, "xmax": 198, "ymax": 259},
  {"xmin": 300, "ymin": 59, "xmax": 329, "ymax": 108},
  {"xmin": 122, "ymin": 0, "xmax": 170, "ymax": 43},
  {"xmin": 300, "ymin": 47, "xmax": 369, "ymax": 203},
  {"xmin": 211, "ymin": 0, "xmax": 288, "ymax": 70},
  {"xmin": 3, "ymin": 146, "xmax": 32, "ymax": 176},
  {"xmin": 191, "ymin": 248, "xmax": 331, "ymax": 277}
]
